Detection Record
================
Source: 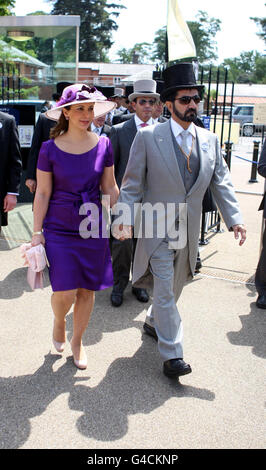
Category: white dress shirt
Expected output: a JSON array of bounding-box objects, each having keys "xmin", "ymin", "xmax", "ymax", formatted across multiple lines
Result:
[
  {"xmin": 170, "ymin": 118, "xmax": 196, "ymax": 152},
  {"xmin": 91, "ymin": 123, "xmax": 102, "ymax": 135},
  {"xmin": 134, "ymin": 115, "xmax": 154, "ymax": 130}
]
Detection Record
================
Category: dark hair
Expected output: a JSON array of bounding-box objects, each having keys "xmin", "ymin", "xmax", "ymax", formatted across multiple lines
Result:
[
  {"xmin": 52, "ymin": 92, "xmax": 61, "ymax": 101},
  {"xmin": 50, "ymin": 106, "xmax": 70, "ymax": 139}
]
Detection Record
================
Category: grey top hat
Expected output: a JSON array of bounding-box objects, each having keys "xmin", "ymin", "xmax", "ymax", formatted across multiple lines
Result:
[
  {"xmin": 128, "ymin": 79, "xmax": 160, "ymax": 102},
  {"xmin": 111, "ymin": 87, "xmax": 125, "ymax": 98}
]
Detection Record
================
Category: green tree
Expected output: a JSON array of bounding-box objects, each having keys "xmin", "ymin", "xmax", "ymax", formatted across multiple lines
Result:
[
  {"xmin": 151, "ymin": 26, "xmax": 167, "ymax": 64},
  {"xmin": 251, "ymin": 7, "xmax": 266, "ymax": 44},
  {"xmin": 187, "ymin": 10, "xmax": 221, "ymax": 64},
  {"xmin": 151, "ymin": 11, "xmax": 221, "ymax": 65},
  {"xmin": 48, "ymin": 0, "xmax": 125, "ymax": 61},
  {"xmin": 0, "ymin": 0, "xmax": 15, "ymax": 16},
  {"xmin": 222, "ymin": 51, "xmax": 266, "ymax": 84},
  {"xmin": 117, "ymin": 42, "xmax": 153, "ymax": 64}
]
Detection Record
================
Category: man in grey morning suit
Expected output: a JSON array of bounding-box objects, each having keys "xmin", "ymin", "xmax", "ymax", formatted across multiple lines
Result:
[
  {"xmin": 109, "ymin": 79, "xmax": 161, "ymax": 307},
  {"xmin": 112, "ymin": 63, "xmax": 246, "ymax": 378}
]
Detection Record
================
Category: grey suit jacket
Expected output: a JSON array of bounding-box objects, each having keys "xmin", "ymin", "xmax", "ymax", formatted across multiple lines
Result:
[{"xmin": 117, "ymin": 119, "xmax": 243, "ymax": 287}]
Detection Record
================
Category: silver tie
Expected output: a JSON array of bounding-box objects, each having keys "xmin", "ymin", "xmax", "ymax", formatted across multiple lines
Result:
[{"xmin": 180, "ymin": 130, "xmax": 190, "ymax": 155}]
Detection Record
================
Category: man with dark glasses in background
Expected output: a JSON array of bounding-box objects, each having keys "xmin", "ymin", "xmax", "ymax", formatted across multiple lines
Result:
[{"xmin": 109, "ymin": 79, "xmax": 160, "ymax": 307}]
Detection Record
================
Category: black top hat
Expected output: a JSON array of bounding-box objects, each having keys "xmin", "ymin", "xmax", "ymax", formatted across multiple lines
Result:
[
  {"xmin": 96, "ymin": 86, "xmax": 115, "ymax": 99},
  {"xmin": 125, "ymin": 85, "xmax": 134, "ymax": 98},
  {"xmin": 56, "ymin": 82, "xmax": 73, "ymax": 95},
  {"xmin": 160, "ymin": 63, "xmax": 204, "ymax": 102}
]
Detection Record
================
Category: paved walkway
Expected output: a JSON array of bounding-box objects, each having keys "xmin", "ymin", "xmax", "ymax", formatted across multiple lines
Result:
[{"xmin": 0, "ymin": 139, "xmax": 265, "ymax": 450}]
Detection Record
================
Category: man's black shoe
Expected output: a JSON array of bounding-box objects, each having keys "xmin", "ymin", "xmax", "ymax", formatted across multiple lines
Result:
[
  {"xmin": 111, "ymin": 291, "xmax": 123, "ymax": 307},
  {"xmin": 195, "ymin": 257, "xmax": 202, "ymax": 273},
  {"xmin": 143, "ymin": 322, "xmax": 158, "ymax": 341},
  {"xmin": 256, "ymin": 294, "xmax": 266, "ymax": 309},
  {"xmin": 163, "ymin": 358, "xmax": 192, "ymax": 378},
  {"xmin": 132, "ymin": 287, "xmax": 149, "ymax": 302}
]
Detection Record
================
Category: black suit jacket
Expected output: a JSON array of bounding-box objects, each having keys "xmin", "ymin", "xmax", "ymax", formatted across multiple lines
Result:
[
  {"xmin": 110, "ymin": 117, "xmax": 138, "ymax": 188},
  {"xmin": 258, "ymin": 140, "xmax": 266, "ymax": 218},
  {"xmin": 112, "ymin": 111, "xmax": 134, "ymax": 125},
  {"xmin": 0, "ymin": 111, "xmax": 22, "ymax": 226},
  {"xmin": 26, "ymin": 113, "xmax": 56, "ymax": 180},
  {"xmin": 100, "ymin": 124, "xmax": 111, "ymax": 137}
]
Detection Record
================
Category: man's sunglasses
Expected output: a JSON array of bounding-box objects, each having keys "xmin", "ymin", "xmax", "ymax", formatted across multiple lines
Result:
[
  {"xmin": 175, "ymin": 95, "xmax": 201, "ymax": 105},
  {"xmin": 138, "ymin": 99, "xmax": 156, "ymax": 106}
]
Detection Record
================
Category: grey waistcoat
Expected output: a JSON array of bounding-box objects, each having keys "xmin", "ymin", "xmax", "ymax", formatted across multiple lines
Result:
[{"xmin": 171, "ymin": 130, "xmax": 200, "ymax": 193}]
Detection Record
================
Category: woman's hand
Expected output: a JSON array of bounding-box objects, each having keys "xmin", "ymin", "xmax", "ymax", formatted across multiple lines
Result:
[{"xmin": 31, "ymin": 233, "xmax": 45, "ymax": 246}]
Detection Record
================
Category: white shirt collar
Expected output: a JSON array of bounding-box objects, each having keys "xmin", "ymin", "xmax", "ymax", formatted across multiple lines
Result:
[
  {"xmin": 134, "ymin": 114, "xmax": 154, "ymax": 128},
  {"xmin": 170, "ymin": 117, "xmax": 196, "ymax": 139},
  {"xmin": 91, "ymin": 123, "xmax": 102, "ymax": 133}
]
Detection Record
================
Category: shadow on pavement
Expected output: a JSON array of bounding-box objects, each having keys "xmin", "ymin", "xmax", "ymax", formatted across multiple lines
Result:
[
  {"xmin": 69, "ymin": 338, "xmax": 215, "ymax": 442},
  {"xmin": 0, "ymin": 267, "xmax": 50, "ymax": 299},
  {"xmin": 0, "ymin": 339, "xmax": 215, "ymax": 448},
  {"xmin": 227, "ymin": 303, "xmax": 266, "ymax": 359}
]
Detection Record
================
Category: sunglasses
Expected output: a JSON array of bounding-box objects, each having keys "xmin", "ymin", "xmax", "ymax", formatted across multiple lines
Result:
[
  {"xmin": 175, "ymin": 95, "xmax": 201, "ymax": 105},
  {"xmin": 138, "ymin": 99, "xmax": 156, "ymax": 106}
]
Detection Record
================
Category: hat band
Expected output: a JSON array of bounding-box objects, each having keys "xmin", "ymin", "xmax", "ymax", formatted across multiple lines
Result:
[{"xmin": 135, "ymin": 91, "xmax": 155, "ymax": 94}]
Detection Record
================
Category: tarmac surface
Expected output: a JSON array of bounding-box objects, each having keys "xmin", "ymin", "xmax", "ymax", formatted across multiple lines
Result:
[{"xmin": 0, "ymin": 136, "xmax": 265, "ymax": 450}]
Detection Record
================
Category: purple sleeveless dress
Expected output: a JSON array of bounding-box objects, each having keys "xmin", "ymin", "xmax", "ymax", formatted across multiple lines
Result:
[{"xmin": 37, "ymin": 136, "xmax": 114, "ymax": 292}]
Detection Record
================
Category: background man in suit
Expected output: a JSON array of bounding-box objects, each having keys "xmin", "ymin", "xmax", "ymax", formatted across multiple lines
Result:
[
  {"xmin": 112, "ymin": 86, "xmax": 135, "ymax": 125},
  {"xmin": 113, "ymin": 63, "xmax": 246, "ymax": 378},
  {"xmin": 152, "ymin": 99, "xmax": 168, "ymax": 123},
  {"xmin": 0, "ymin": 111, "xmax": 22, "ymax": 230},
  {"xmin": 91, "ymin": 114, "xmax": 111, "ymax": 137},
  {"xmin": 255, "ymin": 139, "xmax": 266, "ymax": 309},
  {"xmin": 109, "ymin": 79, "xmax": 160, "ymax": 307},
  {"xmin": 25, "ymin": 113, "xmax": 56, "ymax": 193},
  {"xmin": 25, "ymin": 82, "xmax": 72, "ymax": 193}
]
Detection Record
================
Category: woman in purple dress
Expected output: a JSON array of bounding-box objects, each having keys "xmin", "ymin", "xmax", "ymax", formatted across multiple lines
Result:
[{"xmin": 31, "ymin": 84, "xmax": 119, "ymax": 369}]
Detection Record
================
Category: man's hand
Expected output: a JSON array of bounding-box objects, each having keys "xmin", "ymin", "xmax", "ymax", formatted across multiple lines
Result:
[
  {"xmin": 25, "ymin": 179, "xmax": 37, "ymax": 193},
  {"xmin": 3, "ymin": 194, "xmax": 17, "ymax": 212},
  {"xmin": 232, "ymin": 224, "xmax": 246, "ymax": 246},
  {"xmin": 112, "ymin": 224, "xmax": 132, "ymax": 241}
]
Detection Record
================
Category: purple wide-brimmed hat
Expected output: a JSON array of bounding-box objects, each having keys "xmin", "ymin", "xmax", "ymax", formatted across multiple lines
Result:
[{"xmin": 46, "ymin": 83, "xmax": 116, "ymax": 121}]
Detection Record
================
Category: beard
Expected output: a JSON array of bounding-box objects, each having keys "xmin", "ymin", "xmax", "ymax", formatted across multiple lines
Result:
[{"xmin": 172, "ymin": 101, "xmax": 197, "ymax": 122}]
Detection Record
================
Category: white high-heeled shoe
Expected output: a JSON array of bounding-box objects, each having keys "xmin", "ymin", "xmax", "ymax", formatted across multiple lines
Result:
[
  {"xmin": 70, "ymin": 340, "xmax": 87, "ymax": 370},
  {"xmin": 52, "ymin": 337, "xmax": 65, "ymax": 353},
  {"xmin": 52, "ymin": 319, "xmax": 65, "ymax": 353}
]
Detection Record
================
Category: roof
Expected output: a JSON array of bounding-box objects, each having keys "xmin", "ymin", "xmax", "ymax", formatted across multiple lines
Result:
[
  {"xmin": 79, "ymin": 62, "xmax": 156, "ymax": 76},
  {"xmin": 207, "ymin": 83, "xmax": 266, "ymax": 97},
  {"xmin": 217, "ymin": 96, "xmax": 266, "ymax": 104},
  {"xmin": 0, "ymin": 40, "xmax": 48, "ymax": 68}
]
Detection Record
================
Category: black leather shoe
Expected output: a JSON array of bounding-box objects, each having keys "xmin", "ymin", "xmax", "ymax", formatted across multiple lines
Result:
[
  {"xmin": 163, "ymin": 358, "xmax": 192, "ymax": 378},
  {"xmin": 143, "ymin": 322, "xmax": 158, "ymax": 341},
  {"xmin": 195, "ymin": 257, "xmax": 202, "ymax": 273},
  {"xmin": 256, "ymin": 294, "xmax": 266, "ymax": 309},
  {"xmin": 111, "ymin": 291, "xmax": 123, "ymax": 307},
  {"xmin": 132, "ymin": 287, "xmax": 149, "ymax": 302}
]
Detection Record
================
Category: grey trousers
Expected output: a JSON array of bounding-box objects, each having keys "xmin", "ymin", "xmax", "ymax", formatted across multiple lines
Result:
[{"xmin": 146, "ymin": 238, "xmax": 190, "ymax": 361}]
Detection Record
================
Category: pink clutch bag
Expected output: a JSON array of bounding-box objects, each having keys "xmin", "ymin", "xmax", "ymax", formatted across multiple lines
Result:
[{"xmin": 20, "ymin": 243, "xmax": 49, "ymax": 290}]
